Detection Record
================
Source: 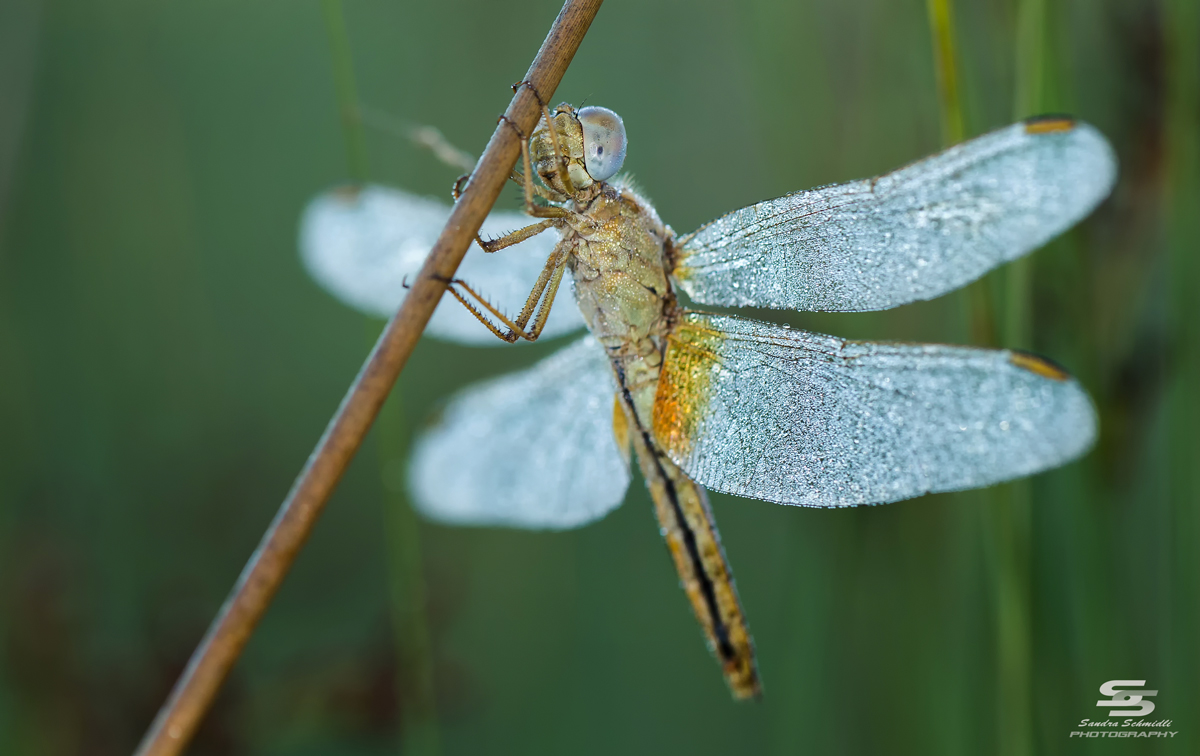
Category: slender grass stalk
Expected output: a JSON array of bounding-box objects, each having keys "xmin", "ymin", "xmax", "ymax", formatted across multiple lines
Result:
[
  {"xmin": 989, "ymin": 494, "xmax": 1031, "ymax": 756},
  {"xmin": 376, "ymin": 381, "xmax": 441, "ymax": 756},
  {"xmin": 927, "ymin": 3, "xmax": 1037, "ymax": 753},
  {"xmin": 1006, "ymin": 0, "xmax": 1045, "ymax": 351},
  {"xmin": 321, "ymin": 0, "xmax": 369, "ymax": 184},
  {"xmin": 924, "ymin": 8, "xmax": 1006, "ymax": 755},
  {"xmin": 926, "ymin": 0, "xmax": 996, "ymax": 349},
  {"xmin": 987, "ymin": 3, "xmax": 1046, "ymax": 756},
  {"xmin": 1164, "ymin": 0, "xmax": 1200, "ymax": 752},
  {"xmin": 925, "ymin": 0, "xmax": 965, "ymax": 146}
]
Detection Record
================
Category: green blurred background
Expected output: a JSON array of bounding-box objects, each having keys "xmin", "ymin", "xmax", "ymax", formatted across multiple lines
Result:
[{"xmin": 0, "ymin": 0, "xmax": 1196, "ymax": 754}]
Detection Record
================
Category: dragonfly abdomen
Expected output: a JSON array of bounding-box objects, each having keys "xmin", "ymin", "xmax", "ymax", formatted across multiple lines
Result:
[{"xmin": 614, "ymin": 370, "xmax": 761, "ymax": 700}]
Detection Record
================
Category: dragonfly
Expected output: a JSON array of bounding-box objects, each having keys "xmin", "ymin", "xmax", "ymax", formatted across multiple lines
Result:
[{"xmin": 300, "ymin": 101, "xmax": 1116, "ymax": 699}]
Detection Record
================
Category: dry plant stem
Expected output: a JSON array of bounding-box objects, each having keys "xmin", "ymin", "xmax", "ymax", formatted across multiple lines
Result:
[
  {"xmin": 991, "ymin": 4, "xmax": 1044, "ymax": 756},
  {"xmin": 131, "ymin": 2, "xmax": 603, "ymax": 754}
]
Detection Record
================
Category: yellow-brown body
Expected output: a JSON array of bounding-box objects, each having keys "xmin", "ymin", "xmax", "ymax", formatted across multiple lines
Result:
[{"xmin": 526, "ymin": 106, "xmax": 760, "ymax": 698}]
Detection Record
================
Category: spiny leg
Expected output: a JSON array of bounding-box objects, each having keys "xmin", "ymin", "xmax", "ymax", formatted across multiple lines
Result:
[
  {"xmin": 454, "ymin": 115, "xmax": 572, "ymax": 253},
  {"xmin": 461, "ymin": 248, "xmax": 567, "ymax": 340},
  {"xmin": 499, "ymin": 115, "xmax": 572, "ymax": 221},
  {"xmin": 474, "ymin": 218, "xmax": 558, "ymax": 255},
  {"xmin": 440, "ymin": 241, "xmax": 566, "ymax": 342},
  {"xmin": 445, "ymin": 265, "xmax": 566, "ymax": 343},
  {"xmin": 452, "ymin": 174, "xmax": 470, "ymax": 201},
  {"xmin": 448, "ymin": 185, "xmax": 563, "ymax": 253},
  {"xmin": 452, "ymin": 79, "xmax": 575, "ymax": 215},
  {"xmin": 518, "ymin": 255, "xmax": 569, "ymax": 339},
  {"xmin": 513, "ymin": 79, "xmax": 576, "ymax": 196},
  {"xmin": 453, "ymin": 168, "xmax": 564, "ymax": 205},
  {"xmin": 442, "ymin": 248, "xmax": 569, "ymax": 343},
  {"xmin": 511, "ymin": 168, "xmax": 567, "ymax": 203},
  {"xmin": 502, "ymin": 114, "xmax": 600, "ymax": 240},
  {"xmin": 439, "ymin": 108, "xmax": 582, "ymax": 338},
  {"xmin": 504, "ymin": 85, "xmax": 567, "ymax": 203},
  {"xmin": 442, "ymin": 286, "xmax": 525, "ymax": 343}
]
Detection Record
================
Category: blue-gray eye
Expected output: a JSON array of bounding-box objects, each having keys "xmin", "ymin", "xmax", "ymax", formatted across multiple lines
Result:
[{"xmin": 578, "ymin": 106, "xmax": 626, "ymax": 181}]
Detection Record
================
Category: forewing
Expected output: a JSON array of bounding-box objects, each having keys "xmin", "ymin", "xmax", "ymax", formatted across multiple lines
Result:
[
  {"xmin": 409, "ymin": 335, "xmax": 630, "ymax": 529},
  {"xmin": 653, "ymin": 312, "xmax": 1097, "ymax": 507},
  {"xmin": 674, "ymin": 119, "xmax": 1116, "ymax": 312},
  {"xmin": 299, "ymin": 184, "xmax": 585, "ymax": 344}
]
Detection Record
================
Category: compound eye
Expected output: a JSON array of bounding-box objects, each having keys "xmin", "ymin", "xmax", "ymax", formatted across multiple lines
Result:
[{"xmin": 578, "ymin": 106, "xmax": 626, "ymax": 181}]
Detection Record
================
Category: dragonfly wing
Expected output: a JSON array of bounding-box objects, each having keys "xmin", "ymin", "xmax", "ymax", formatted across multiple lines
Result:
[
  {"xmin": 673, "ymin": 119, "xmax": 1116, "ymax": 312},
  {"xmin": 409, "ymin": 335, "xmax": 631, "ymax": 529},
  {"xmin": 653, "ymin": 312, "xmax": 1097, "ymax": 507},
  {"xmin": 299, "ymin": 184, "xmax": 585, "ymax": 344}
]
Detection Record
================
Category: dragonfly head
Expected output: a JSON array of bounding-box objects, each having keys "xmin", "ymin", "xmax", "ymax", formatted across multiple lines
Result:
[{"xmin": 531, "ymin": 104, "xmax": 627, "ymax": 196}]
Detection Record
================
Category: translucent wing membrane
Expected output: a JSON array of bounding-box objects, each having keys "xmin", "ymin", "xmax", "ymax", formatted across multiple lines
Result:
[
  {"xmin": 299, "ymin": 184, "xmax": 585, "ymax": 344},
  {"xmin": 674, "ymin": 119, "xmax": 1116, "ymax": 312},
  {"xmin": 409, "ymin": 336, "xmax": 630, "ymax": 529},
  {"xmin": 653, "ymin": 312, "xmax": 1097, "ymax": 507}
]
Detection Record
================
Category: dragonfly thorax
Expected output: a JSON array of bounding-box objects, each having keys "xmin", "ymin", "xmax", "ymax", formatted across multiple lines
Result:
[{"xmin": 564, "ymin": 181, "xmax": 675, "ymax": 431}]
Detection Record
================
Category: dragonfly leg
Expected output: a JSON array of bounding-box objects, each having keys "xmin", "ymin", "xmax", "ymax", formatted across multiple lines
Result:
[
  {"xmin": 441, "ymin": 285, "xmax": 525, "ymax": 343},
  {"xmin": 513, "ymin": 80, "xmax": 577, "ymax": 197},
  {"xmin": 511, "ymin": 169, "xmax": 568, "ymax": 203},
  {"xmin": 441, "ymin": 245, "xmax": 569, "ymax": 342},
  {"xmin": 453, "ymin": 170, "xmax": 563, "ymax": 204},
  {"xmin": 498, "ymin": 116, "xmax": 574, "ymax": 221},
  {"xmin": 451, "ymin": 116, "xmax": 572, "ymax": 253},
  {"xmin": 475, "ymin": 218, "xmax": 558, "ymax": 254},
  {"xmin": 521, "ymin": 256, "xmax": 569, "ymax": 338}
]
